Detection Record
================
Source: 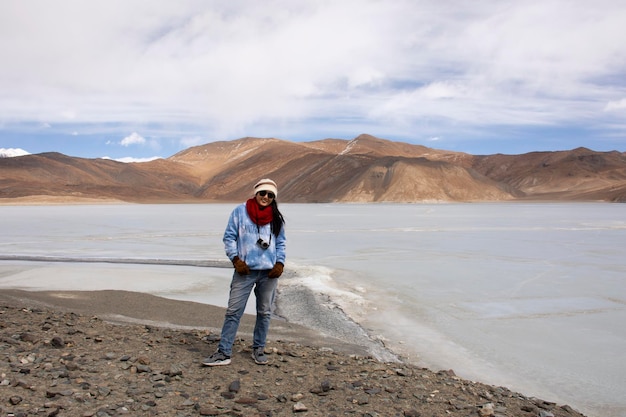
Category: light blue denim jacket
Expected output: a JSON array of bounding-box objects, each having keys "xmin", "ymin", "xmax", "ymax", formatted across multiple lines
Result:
[{"xmin": 223, "ymin": 203, "xmax": 286, "ymax": 270}]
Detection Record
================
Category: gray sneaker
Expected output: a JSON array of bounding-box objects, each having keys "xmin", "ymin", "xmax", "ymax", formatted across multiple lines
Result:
[
  {"xmin": 202, "ymin": 351, "xmax": 231, "ymax": 366},
  {"xmin": 251, "ymin": 347, "xmax": 268, "ymax": 365}
]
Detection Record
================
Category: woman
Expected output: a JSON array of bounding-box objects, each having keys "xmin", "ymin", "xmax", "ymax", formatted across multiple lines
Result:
[{"xmin": 203, "ymin": 178, "xmax": 286, "ymax": 366}]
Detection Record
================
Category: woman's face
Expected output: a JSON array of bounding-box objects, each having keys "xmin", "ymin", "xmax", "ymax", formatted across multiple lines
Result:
[{"xmin": 255, "ymin": 190, "xmax": 274, "ymax": 208}]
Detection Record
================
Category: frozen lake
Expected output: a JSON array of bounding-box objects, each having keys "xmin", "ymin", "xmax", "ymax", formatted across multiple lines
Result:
[{"xmin": 0, "ymin": 202, "xmax": 624, "ymax": 417}]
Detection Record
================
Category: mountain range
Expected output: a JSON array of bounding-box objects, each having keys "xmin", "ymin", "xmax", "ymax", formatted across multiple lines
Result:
[{"xmin": 1, "ymin": 134, "xmax": 625, "ymax": 203}]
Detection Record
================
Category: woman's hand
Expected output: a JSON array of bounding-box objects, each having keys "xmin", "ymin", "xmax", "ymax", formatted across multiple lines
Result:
[
  {"xmin": 268, "ymin": 262, "xmax": 284, "ymax": 278},
  {"xmin": 232, "ymin": 256, "xmax": 250, "ymax": 275}
]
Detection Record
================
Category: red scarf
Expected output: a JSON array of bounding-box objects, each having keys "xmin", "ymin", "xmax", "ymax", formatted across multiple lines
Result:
[{"xmin": 246, "ymin": 198, "xmax": 273, "ymax": 226}]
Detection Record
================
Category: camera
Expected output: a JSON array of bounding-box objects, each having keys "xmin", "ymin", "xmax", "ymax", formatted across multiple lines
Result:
[{"xmin": 257, "ymin": 238, "xmax": 270, "ymax": 249}]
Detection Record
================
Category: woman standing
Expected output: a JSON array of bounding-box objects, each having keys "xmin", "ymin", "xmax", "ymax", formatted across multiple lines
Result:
[{"xmin": 203, "ymin": 178, "xmax": 286, "ymax": 366}]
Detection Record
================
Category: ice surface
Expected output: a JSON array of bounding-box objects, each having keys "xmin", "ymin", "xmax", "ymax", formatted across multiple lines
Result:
[{"xmin": 1, "ymin": 202, "xmax": 624, "ymax": 417}]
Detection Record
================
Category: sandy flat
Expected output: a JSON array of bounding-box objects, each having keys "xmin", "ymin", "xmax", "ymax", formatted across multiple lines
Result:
[{"xmin": 0, "ymin": 288, "xmax": 370, "ymax": 356}]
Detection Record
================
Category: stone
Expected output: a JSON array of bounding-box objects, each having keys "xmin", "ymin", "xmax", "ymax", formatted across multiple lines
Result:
[
  {"xmin": 20, "ymin": 333, "xmax": 38, "ymax": 343},
  {"xmin": 321, "ymin": 379, "xmax": 332, "ymax": 392},
  {"xmin": 228, "ymin": 379, "xmax": 240, "ymax": 393},
  {"xmin": 164, "ymin": 364, "xmax": 184, "ymax": 376},
  {"xmin": 480, "ymin": 403, "xmax": 495, "ymax": 416},
  {"xmin": 50, "ymin": 336, "xmax": 65, "ymax": 348},
  {"xmin": 135, "ymin": 364, "xmax": 151, "ymax": 373},
  {"xmin": 9, "ymin": 395, "xmax": 23, "ymax": 405},
  {"xmin": 137, "ymin": 356, "xmax": 150, "ymax": 365},
  {"xmin": 293, "ymin": 402, "xmax": 308, "ymax": 412}
]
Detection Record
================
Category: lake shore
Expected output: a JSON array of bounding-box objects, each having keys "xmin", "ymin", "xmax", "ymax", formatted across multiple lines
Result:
[{"xmin": 0, "ymin": 288, "xmax": 588, "ymax": 417}]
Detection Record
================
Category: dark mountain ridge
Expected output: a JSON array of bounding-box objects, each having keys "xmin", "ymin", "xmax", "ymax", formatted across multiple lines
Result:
[{"xmin": 1, "ymin": 135, "xmax": 625, "ymax": 203}]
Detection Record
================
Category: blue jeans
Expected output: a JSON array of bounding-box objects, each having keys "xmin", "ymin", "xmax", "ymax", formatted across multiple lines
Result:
[{"xmin": 218, "ymin": 269, "xmax": 277, "ymax": 356}]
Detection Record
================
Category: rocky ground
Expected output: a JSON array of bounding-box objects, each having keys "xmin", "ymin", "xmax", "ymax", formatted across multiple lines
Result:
[{"xmin": 0, "ymin": 303, "xmax": 588, "ymax": 417}]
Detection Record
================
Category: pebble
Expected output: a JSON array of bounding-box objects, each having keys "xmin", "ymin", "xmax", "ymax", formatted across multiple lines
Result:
[
  {"xmin": 50, "ymin": 336, "xmax": 65, "ymax": 348},
  {"xmin": 480, "ymin": 402, "xmax": 495, "ymax": 416},
  {"xmin": 293, "ymin": 401, "xmax": 308, "ymax": 412},
  {"xmin": 228, "ymin": 379, "xmax": 240, "ymax": 393}
]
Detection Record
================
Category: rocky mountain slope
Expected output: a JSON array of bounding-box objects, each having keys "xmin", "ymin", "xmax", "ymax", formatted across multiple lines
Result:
[{"xmin": 1, "ymin": 134, "xmax": 625, "ymax": 203}]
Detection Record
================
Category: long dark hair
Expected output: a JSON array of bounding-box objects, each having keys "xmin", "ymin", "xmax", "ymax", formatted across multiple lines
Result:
[{"xmin": 271, "ymin": 200, "xmax": 285, "ymax": 237}]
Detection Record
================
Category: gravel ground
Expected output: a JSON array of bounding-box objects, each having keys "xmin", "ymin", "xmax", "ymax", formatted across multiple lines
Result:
[{"xmin": 0, "ymin": 290, "xmax": 587, "ymax": 417}]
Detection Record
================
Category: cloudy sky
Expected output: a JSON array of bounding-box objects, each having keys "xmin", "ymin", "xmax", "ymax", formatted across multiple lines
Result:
[{"xmin": 1, "ymin": 0, "xmax": 625, "ymax": 161}]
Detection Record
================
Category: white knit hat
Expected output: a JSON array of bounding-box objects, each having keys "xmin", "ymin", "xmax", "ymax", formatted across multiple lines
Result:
[{"xmin": 253, "ymin": 178, "xmax": 278, "ymax": 198}]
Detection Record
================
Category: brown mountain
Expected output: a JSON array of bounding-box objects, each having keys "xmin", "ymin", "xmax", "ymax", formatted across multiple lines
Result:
[
  {"xmin": 470, "ymin": 147, "xmax": 626, "ymax": 202},
  {"xmin": 1, "ymin": 134, "xmax": 625, "ymax": 203},
  {"xmin": 0, "ymin": 152, "xmax": 205, "ymax": 203}
]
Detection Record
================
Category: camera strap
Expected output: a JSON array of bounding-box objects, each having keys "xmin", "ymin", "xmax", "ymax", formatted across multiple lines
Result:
[{"xmin": 256, "ymin": 219, "xmax": 273, "ymax": 246}]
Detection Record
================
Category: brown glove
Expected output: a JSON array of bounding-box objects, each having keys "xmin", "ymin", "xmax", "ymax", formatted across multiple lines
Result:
[
  {"xmin": 268, "ymin": 262, "xmax": 284, "ymax": 279},
  {"xmin": 232, "ymin": 256, "xmax": 250, "ymax": 275}
]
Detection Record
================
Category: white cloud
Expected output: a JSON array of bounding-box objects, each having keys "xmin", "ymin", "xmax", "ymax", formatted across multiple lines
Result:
[
  {"xmin": 179, "ymin": 136, "xmax": 205, "ymax": 148},
  {"xmin": 0, "ymin": 0, "xmax": 625, "ymax": 149},
  {"xmin": 605, "ymin": 98, "xmax": 626, "ymax": 112},
  {"xmin": 418, "ymin": 82, "xmax": 468, "ymax": 100},
  {"xmin": 120, "ymin": 132, "xmax": 146, "ymax": 147},
  {"xmin": 101, "ymin": 156, "xmax": 162, "ymax": 163},
  {"xmin": 60, "ymin": 110, "xmax": 77, "ymax": 120},
  {"xmin": 0, "ymin": 148, "xmax": 30, "ymax": 158}
]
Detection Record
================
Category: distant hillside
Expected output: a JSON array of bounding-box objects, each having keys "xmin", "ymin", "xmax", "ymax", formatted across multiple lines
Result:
[
  {"xmin": 0, "ymin": 152, "xmax": 200, "ymax": 202},
  {"xmin": 2, "ymin": 134, "xmax": 625, "ymax": 203},
  {"xmin": 470, "ymin": 147, "xmax": 626, "ymax": 202}
]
